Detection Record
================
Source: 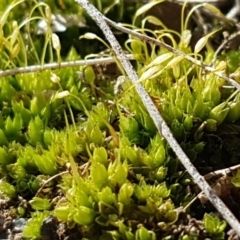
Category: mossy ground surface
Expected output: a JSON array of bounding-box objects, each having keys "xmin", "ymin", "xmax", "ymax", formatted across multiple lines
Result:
[{"xmin": 1, "ymin": 0, "xmax": 240, "ymax": 240}]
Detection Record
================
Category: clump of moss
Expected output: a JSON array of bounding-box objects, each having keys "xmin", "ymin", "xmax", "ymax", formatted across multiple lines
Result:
[{"xmin": 0, "ymin": 0, "xmax": 240, "ymax": 239}]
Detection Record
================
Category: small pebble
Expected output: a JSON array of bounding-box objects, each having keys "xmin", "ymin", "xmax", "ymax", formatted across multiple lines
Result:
[{"xmin": 12, "ymin": 218, "xmax": 28, "ymax": 233}]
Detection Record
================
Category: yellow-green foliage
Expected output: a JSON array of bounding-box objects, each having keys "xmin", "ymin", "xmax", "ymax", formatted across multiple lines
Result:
[{"xmin": 0, "ymin": 0, "xmax": 239, "ymax": 239}]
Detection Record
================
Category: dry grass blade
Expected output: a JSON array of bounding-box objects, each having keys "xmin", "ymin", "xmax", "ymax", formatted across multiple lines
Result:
[
  {"xmin": 210, "ymin": 31, "xmax": 240, "ymax": 66},
  {"xmin": 104, "ymin": 17, "xmax": 240, "ymax": 91},
  {"xmin": 0, "ymin": 55, "xmax": 134, "ymax": 78},
  {"xmin": 75, "ymin": 0, "xmax": 240, "ymax": 236}
]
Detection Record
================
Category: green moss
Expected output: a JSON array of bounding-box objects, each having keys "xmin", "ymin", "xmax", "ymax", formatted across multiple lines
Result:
[{"xmin": 0, "ymin": 0, "xmax": 238, "ymax": 239}]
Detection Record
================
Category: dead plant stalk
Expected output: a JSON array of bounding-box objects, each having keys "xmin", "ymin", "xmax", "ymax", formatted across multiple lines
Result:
[
  {"xmin": 104, "ymin": 17, "xmax": 240, "ymax": 91},
  {"xmin": 0, "ymin": 55, "xmax": 134, "ymax": 78},
  {"xmin": 75, "ymin": 0, "xmax": 240, "ymax": 235}
]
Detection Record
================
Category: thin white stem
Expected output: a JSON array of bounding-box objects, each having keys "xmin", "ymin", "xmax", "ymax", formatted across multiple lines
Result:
[
  {"xmin": 75, "ymin": 0, "xmax": 240, "ymax": 235},
  {"xmin": 0, "ymin": 54, "xmax": 134, "ymax": 78},
  {"xmin": 226, "ymin": 0, "xmax": 240, "ymax": 19},
  {"xmin": 105, "ymin": 17, "xmax": 240, "ymax": 91},
  {"xmin": 210, "ymin": 32, "xmax": 240, "ymax": 66},
  {"xmin": 204, "ymin": 163, "xmax": 240, "ymax": 182}
]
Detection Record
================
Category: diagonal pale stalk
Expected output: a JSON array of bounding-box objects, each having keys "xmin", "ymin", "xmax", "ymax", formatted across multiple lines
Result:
[
  {"xmin": 75, "ymin": 0, "xmax": 240, "ymax": 235},
  {"xmin": 104, "ymin": 17, "xmax": 240, "ymax": 92}
]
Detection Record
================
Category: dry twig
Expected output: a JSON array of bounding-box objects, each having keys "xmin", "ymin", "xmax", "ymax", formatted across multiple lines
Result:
[
  {"xmin": 226, "ymin": 0, "xmax": 240, "ymax": 19},
  {"xmin": 104, "ymin": 17, "xmax": 240, "ymax": 91},
  {"xmin": 184, "ymin": 164, "xmax": 240, "ymax": 210},
  {"xmin": 210, "ymin": 31, "xmax": 240, "ymax": 66},
  {"xmin": 75, "ymin": 0, "xmax": 240, "ymax": 235},
  {"xmin": 0, "ymin": 55, "xmax": 133, "ymax": 78}
]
